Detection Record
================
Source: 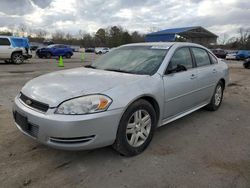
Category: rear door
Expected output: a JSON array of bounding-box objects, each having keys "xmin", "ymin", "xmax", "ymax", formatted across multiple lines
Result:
[
  {"xmin": 57, "ymin": 45, "xmax": 67, "ymax": 56},
  {"xmin": 0, "ymin": 38, "xmax": 12, "ymax": 59},
  {"xmin": 191, "ymin": 47, "xmax": 219, "ymax": 104},
  {"xmin": 163, "ymin": 47, "xmax": 200, "ymax": 119}
]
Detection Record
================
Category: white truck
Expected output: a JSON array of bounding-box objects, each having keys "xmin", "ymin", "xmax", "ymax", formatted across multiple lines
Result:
[{"xmin": 0, "ymin": 36, "xmax": 32, "ymax": 64}]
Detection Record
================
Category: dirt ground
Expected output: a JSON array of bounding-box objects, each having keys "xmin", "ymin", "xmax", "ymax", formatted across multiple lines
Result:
[{"xmin": 0, "ymin": 53, "xmax": 250, "ymax": 188}]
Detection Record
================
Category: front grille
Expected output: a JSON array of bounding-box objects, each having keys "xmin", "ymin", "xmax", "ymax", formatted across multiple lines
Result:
[
  {"xmin": 19, "ymin": 93, "xmax": 49, "ymax": 112},
  {"xmin": 14, "ymin": 111, "xmax": 39, "ymax": 138},
  {"xmin": 49, "ymin": 135, "xmax": 95, "ymax": 144}
]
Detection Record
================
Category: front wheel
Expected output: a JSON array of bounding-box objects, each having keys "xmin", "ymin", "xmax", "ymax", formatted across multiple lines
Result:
[
  {"xmin": 45, "ymin": 52, "xmax": 52, "ymax": 59},
  {"xmin": 113, "ymin": 99, "xmax": 157, "ymax": 156},
  {"xmin": 205, "ymin": 81, "xmax": 224, "ymax": 111},
  {"xmin": 243, "ymin": 61, "xmax": 250, "ymax": 69},
  {"xmin": 11, "ymin": 53, "xmax": 24, "ymax": 64}
]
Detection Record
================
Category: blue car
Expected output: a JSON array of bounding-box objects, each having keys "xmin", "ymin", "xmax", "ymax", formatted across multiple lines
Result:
[
  {"xmin": 36, "ymin": 44, "xmax": 73, "ymax": 59},
  {"xmin": 236, "ymin": 50, "xmax": 250, "ymax": 60}
]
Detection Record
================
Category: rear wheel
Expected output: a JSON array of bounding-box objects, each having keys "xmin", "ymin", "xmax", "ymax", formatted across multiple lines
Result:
[
  {"xmin": 113, "ymin": 99, "xmax": 157, "ymax": 156},
  {"xmin": 205, "ymin": 81, "xmax": 224, "ymax": 111},
  {"xmin": 65, "ymin": 53, "xmax": 71, "ymax": 59},
  {"xmin": 11, "ymin": 53, "xmax": 24, "ymax": 64}
]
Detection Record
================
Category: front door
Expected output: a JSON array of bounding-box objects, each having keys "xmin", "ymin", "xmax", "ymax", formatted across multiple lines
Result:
[{"xmin": 163, "ymin": 47, "xmax": 199, "ymax": 119}]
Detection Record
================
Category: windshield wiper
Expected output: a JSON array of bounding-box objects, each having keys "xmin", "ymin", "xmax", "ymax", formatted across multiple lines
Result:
[
  {"xmin": 104, "ymin": 68, "xmax": 134, "ymax": 74},
  {"xmin": 85, "ymin": 65, "xmax": 96, "ymax": 69}
]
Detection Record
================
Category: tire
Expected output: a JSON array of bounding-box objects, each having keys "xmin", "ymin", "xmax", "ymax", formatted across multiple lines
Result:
[
  {"xmin": 11, "ymin": 53, "xmax": 24, "ymax": 64},
  {"xmin": 205, "ymin": 81, "xmax": 224, "ymax": 111},
  {"xmin": 113, "ymin": 99, "xmax": 157, "ymax": 156},
  {"xmin": 65, "ymin": 53, "xmax": 71, "ymax": 59},
  {"xmin": 4, "ymin": 60, "xmax": 11, "ymax": 64},
  {"xmin": 45, "ymin": 52, "xmax": 52, "ymax": 59},
  {"xmin": 243, "ymin": 62, "xmax": 250, "ymax": 69},
  {"xmin": 37, "ymin": 54, "xmax": 43, "ymax": 58}
]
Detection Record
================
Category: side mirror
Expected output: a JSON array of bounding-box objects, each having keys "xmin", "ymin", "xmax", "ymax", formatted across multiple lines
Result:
[{"xmin": 166, "ymin": 64, "xmax": 187, "ymax": 74}]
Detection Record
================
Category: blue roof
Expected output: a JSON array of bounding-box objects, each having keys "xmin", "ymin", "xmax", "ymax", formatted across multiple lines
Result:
[
  {"xmin": 145, "ymin": 34, "xmax": 176, "ymax": 42},
  {"xmin": 147, "ymin": 26, "xmax": 199, "ymax": 36}
]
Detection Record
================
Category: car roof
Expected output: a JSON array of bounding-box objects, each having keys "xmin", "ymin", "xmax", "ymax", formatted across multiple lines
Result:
[{"xmin": 122, "ymin": 42, "xmax": 205, "ymax": 48}]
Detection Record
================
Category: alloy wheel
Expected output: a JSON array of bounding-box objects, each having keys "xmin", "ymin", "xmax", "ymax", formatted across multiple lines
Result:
[
  {"xmin": 214, "ymin": 85, "xmax": 222, "ymax": 106},
  {"xmin": 126, "ymin": 109, "xmax": 151, "ymax": 147},
  {"xmin": 13, "ymin": 54, "xmax": 23, "ymax": 64}
]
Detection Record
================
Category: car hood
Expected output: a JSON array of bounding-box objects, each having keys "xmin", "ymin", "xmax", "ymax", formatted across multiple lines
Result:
[{"xmin": 21, "ymin": 67, "xmax": 145, "ymax": 107}]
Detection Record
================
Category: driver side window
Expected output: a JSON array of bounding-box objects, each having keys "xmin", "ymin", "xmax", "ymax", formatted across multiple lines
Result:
[{"xmin": 169, "ymin": 47, "xmax": 193, "ymax": 71}]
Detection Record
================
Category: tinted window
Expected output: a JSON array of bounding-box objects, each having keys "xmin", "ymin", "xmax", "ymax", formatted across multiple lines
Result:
[
  {"xmin": 192, "ymin": 48, "xmax": 211, "ymax": 67},
  {"xmin": 169, "ymin": 47, "xmax": 193, "ymax": 70},
  {"xmin": 209, "ymin": 53, "xmax": 218, "ymax": 64},
  {"xmin": 0, "ymin": 38, "xmax": 11, "ymax": 46}
]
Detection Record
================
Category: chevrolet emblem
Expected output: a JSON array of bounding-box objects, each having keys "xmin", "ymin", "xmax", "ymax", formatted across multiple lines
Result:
[{"xmin": 25, "ymin": 99, "xmax": 32, "ymax": 105}]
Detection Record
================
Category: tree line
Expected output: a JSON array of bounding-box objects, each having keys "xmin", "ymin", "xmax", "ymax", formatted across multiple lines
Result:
[
  {"xmin": 217, "ymin": 28, "xmax": 250, "ymax": 50},
  {"xmin": 0, "ymin": 24, "xmax": 249, "ymax": 49},
  {"xmin": 0, "ymin": 25, "xmax": 145, "ymax": 48}
]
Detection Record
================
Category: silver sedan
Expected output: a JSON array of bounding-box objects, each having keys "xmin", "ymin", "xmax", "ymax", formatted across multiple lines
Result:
[{"xmin": 13, "ymin": 42, "xmax": 229, "ymax": 156}]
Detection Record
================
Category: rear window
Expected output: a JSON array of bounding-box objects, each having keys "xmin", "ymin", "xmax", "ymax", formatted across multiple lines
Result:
[
  {"xmin": 209, "ymin": 53, "xmax": 218, "ymax": 64},
  {"xmin": 192, "ymin": 48, "xmax": 211, "ymax": 67},
  {"xmin": 0, "ymin": 38, "xmax": 11, "ymax": 46}
]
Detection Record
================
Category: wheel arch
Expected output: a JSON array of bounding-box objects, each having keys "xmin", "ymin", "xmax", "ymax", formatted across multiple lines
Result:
[
  {"xmin": 11, "ymin": 50, "xmax": 23, "ymax": 57},
  {"xmin": 121, "ymin": 94, "xmax": 161, "ymax": 126},
  {"xmin": 219, "ymin": 78, "xmax": 225, "ymax": 89}
]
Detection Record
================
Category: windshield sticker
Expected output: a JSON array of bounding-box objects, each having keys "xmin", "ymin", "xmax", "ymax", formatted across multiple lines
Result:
[{"xmin": 151, "ymin": 46, "xmax": 170, "ymax": 50}]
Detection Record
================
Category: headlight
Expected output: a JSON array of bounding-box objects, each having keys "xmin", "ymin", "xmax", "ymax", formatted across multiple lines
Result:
[{"xmin": 55, "ymin": 95, "xmax": 112, "ymax": 115}]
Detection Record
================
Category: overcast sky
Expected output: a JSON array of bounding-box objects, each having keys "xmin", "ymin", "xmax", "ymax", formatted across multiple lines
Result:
[{"xmin": 0, "ymin": 0, "xmax": 249, "ymax": 39}]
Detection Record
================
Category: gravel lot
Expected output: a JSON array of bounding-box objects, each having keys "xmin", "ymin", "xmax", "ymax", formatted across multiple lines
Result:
[{"xmin": 0, "ymin": 53, "xmax": 249, "ymax": 188}]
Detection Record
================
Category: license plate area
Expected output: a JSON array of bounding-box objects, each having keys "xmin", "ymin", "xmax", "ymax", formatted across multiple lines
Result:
[
  {"xmin": 14, "ymin": 111, "xmax": 28, "ymax": 130},
  {"xmin": 14, "ymin": 111, "xmax": 39, "ymax": 138}
]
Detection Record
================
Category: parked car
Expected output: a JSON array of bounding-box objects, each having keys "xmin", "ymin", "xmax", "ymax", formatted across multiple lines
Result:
[
  {"xmin": 29, "ymin": 42, "xmax": 41, "ymax": 51},
  {"xmin": 0, "ymin": 36, "xmax": 32, "ymax": 64},
  {"xmin": 211, "ymin": 49, "xmax": 227, "ymax": 59},
  {"xmin": 70, "ymin": 45, "xmax": 80, "ymax": 52},
  {"xmin": 85, "ymin": 48, "xmax": 95, "ymax": 53},
  {"xmin": 236, "ymin": 50, "xmax": 250, "ymax": 60},
  {"xmin": 13, "ymin": 42, "xmax": 229, "ymax": 156},
  {"xmin": 243, "ymin": 58, "xmax": 250, "ymax": 69},
  {"xmin": 225, "ymin": 52, "xmax": 237, "ymax": 60},
  {"xmin": 95, "ymin": 47, "xmax": 110, "ymax": 54},
  {"xmin": 43, "ymin": 40, "xmax": 54, "ymax": 46},
  {"xmin": 36, "ymin": 44, "xmax": 73, "ymax": 58}
]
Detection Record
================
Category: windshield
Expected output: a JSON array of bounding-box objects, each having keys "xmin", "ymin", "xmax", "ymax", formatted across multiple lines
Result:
[
  {"xmin": 47, "ymin": 44, "xmax": 56, "ymax": 48},
  {"xmin": 91, "ymin": 46, "xmax": 168, "ymax": 75}
]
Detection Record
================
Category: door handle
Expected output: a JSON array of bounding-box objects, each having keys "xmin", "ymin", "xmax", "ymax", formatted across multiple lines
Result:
[
  {"xmin": 190, "ymin": 74, "xmax": 197, "ymax": 79},
  {"xmin": 212, "ymin": 69, "xmax": 217, "ymax": 73}
]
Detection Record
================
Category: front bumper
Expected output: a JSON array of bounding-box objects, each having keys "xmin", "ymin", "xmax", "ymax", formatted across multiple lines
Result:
[{"xmin": 13, "ymin": 96, "xmax": 123, "ymax": 150}]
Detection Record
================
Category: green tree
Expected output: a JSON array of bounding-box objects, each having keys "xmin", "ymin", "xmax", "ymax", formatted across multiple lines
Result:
[{"xmin": 95, "ymin": 28, "xmax": 107, "ymax": 47}]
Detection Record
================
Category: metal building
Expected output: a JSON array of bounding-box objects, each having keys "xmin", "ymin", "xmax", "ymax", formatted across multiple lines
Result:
[{"xmin": 145, "ymin": 26, "xmax": 218, "ymax": 45}]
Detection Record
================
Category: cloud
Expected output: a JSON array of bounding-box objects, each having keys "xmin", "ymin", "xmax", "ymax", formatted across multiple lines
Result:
[
  {"xmin": 31, "ymin": 0, "xmax": 53, "ymax": 9},
  {"xmin": 0, "ymin": 0, "xmax": 249, "ymax": 38}
]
